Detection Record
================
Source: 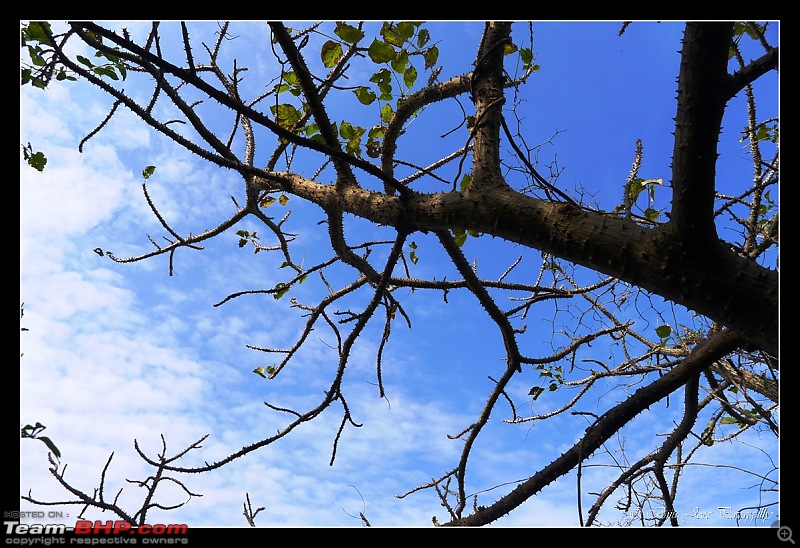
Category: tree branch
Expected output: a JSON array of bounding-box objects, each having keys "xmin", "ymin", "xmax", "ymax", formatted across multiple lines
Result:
[
  {"xmin": 443, "ymin": 329, "xmax": 743, "ymax": 526},
  {"xmin": 669, "ymin": 22, "xmax": 734, "ymax": 243}
]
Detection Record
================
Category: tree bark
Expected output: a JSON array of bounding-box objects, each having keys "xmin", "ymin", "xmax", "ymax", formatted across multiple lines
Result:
[{"xmin": 256, "ymin": 174, "xmax": 778, "ymax": 356}]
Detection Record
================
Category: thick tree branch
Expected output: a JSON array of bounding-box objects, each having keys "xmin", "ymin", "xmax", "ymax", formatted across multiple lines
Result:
[
  {"xmin": 727, "ymin": 47, "xmax": 778, "ymax": 101},
  {"xmin": 468, "ymin": 22, "xmax": 511, "ymax": 191},
  {"xmin": 669, "ymin": 22, "xmax": 734, "ymax": 243},
  {"xmin": 443, "ymin": 329, "xmax": 744, "ymax": 526},
  {"xmin": 253, "ymin": 175, "xmax": 778, "ymax": 355}
]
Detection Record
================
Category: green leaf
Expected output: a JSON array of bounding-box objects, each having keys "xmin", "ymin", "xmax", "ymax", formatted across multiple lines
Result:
[
  {"xmin": 77, "ymin": 55, "xmax": 94, "ymax": 68},
  {"xmin": 354, "ymin": 86, "xmax": 377, "ymax": 105},
  {"xmin": 345, "ymin": 139, "xmax": 361, "ymax": 156},
  {"xmin": 339, "ymin": 121, "xmax": 363, "ymax": 140},
  {"xmin": 321, "ymin": 40, "xmax": 343, "ymax": 68},
  {"xmin": 644, "ymin": 207, "xmax": 660, "ymax": 221},
  {"xmin": 452, "ymin": 229, "xmax": 467, "ymax": 248},
  {"xmin": 142, "ymin": 165, "xmax": 156, "ymax": 179},
  {"xmin": 21, "ymin": 423, "xmax": 43, "ymax": 437},
  {"xmin": 417, "ymin": 29, "xmax": 430, "ymax": 48},
  {"xmin": 339, "ymin": 122, "xmax": 365, "ymax": 155},
  {"xmin": 271, "ymin": 103, "xmax": 301, "ymax": 131},
  {"xmin": 380, "ymin": 104, "xmax": 394, "ymax": 124},
  {"xmin": 629, "ymin": 177, "xmax": 662, "ymax": 203},
  {"xmin": 720, "ymin": 417, "xmax": 740, "ymax": 425},
  {"xmin": 403, "ymin": 65, "xmax": 418, "ymax": 89},
  {"xmin": 23, "ymin": 22, "xmax": 53, "ymax": 45},
  {"xmin": 28, "ymin": 46, "xmax": 46, "ymax": 67},
  {"xmin": 334, "ymin": 22, "xmax": 364, "ymax": 44},
  {"xmin": 370, "ymin": 68, "xmax": 393, "ymax": 100},
  {"xmin": 459, "ymin": 173, "xmax": 473, "ymax": 192},
  {"xmin": 520, "ymin": 47, "xmax": 533, "ymax": 67},
  {"xmin": 655, "ymin": 325, "xmax": 671, "ymax": 339},
  {"xmin": 303, "ymin": 123, "xmax": 320, "ymax": 137},
  {"xmin": 368, "ymin": 39, "xmax": 395, "ymax": 64},
  {"xmin": 381, "ymin": 24, "xmax": 404, "ymax": 47},
  {"xmin": 260, "ymin": 196, "xmax": 276, "ymax": 208},
  {"xmin": 395, "ymin": 22, "xmax": 416, "ymax": 40},
  {"xmin": 529, "ymin": 386, "xmax": 545, "ymax": 400},
  {"xmin": 278, "ymin": 194, "xmax": 289, "ymax": 206},
  {"xmin": 253, "ymin": 366, "xmax": 267, "ymax": 378},
  {"xmin": 94, "ymin": 66, "xmax": 119, "ymax": 80},
  {"xmin": 370, "ymin": 68, "xmax": 391, "ymax": 85},
  {"xmin": 27, "ymin": 151, "xmax": 47, "ymax": 171},
  {"xmin": 424, "ymin": 46, "xmax": 439, "ymax": 70},
  {"xmin": 37, "ymin": 436, "xmax": 61, "ymax": 458},
  {"xmin": 391, "ymin": 50, "xmax": 408, "ymax": 73},
  {"xmin": 273, "ymin": 282, "xmax": 290, "ymax": 300}
]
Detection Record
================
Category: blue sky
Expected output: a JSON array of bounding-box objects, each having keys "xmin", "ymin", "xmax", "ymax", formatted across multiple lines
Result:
[{"xmin": 20, "ymin": 21, "xmax": 779, "ymax": 528}]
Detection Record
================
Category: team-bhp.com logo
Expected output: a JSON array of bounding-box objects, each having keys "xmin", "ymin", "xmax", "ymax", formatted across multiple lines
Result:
[{"xmin": 5, "ymin": 516, "xmax": 188, "ymax": 544}]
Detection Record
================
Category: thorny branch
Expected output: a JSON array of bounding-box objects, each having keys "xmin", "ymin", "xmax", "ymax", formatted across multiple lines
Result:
[
  {"xmin": 22, "ymin": 21, "xmax": 778, "ymax": 527},
  {"xmin": 22, "ymin": 436, "xmax": 203, "ymax": 525}
]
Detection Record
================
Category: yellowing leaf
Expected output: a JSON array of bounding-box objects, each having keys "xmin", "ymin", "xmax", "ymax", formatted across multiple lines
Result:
[
  {"xmin": 503, "ymin": 42, "xmax": 518, "ymax": 55},
  {"xmin": 334, "ymin": 23, "xmax": 364, "ymax": 45},
  {"xmin": 453, "ymin": 229, "xmax": 467, "ymax": 248},
  {"xmin": 321, "ymin": 40, "xmax": 343, "ymax": 68}
]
